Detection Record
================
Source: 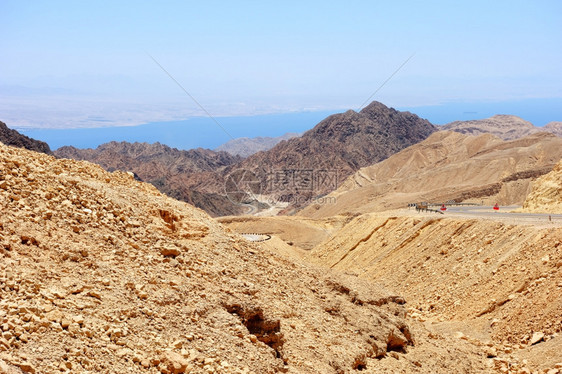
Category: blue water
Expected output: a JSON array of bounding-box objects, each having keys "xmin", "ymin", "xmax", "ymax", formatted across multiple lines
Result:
[
  {"xmin": 19, "ymin": 98, "xmax": 562, "ymax": 151},
  {"xmin": 21, "ymin": 110, "xmax": 340, "ymax": 151}
]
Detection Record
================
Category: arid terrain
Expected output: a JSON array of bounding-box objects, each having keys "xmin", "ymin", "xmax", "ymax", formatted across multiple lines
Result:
[
  {"xmin": 54, "ymin": 102, "xmax": 436, "ymax": 216},
  {"xmin": 217, "ymin": 131, "xmax": 562, "ymax": 373},
  {"xmin": 221, "ymin": 209, "xmax": 562, "ymax": 374},
  {"xmin": 1, "ymin": 113, "xmax": 561, "ymax": 373},
  {"xmin": 299, "ymin": 131, "xmax": 562, "ymax": 218},
  {"xmin": 0, "ymin": 142, "xmax": 503, "ymax": 373}
]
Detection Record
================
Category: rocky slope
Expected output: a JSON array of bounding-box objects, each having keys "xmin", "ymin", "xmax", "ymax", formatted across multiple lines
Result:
[
  {"xmin": 300, "ymin": 131, "xmax": 562, "ymax": 218},
  {"xmin": 199, "ymin": 101, "xmax": 436, "ymax": 212},
  {"xmin": 522, "ymin": 159, "xmax": 562, "ymax": 213},
  {"xmin": 55, "ymin": 142, "xmax": 243, "ymax": 217},
  {"xmin": 215, "ymin": 133, "xmax": 300, "ymax": 158},
  {"xmin": 0, "ymin": 121, "xmax": 51, "ymax": 155},
  {"xmin": 441, "ymin": 115, "xmax": 561, "ymax": 140},
  {"xmin": 306, "ymin": 212, "xmax": 562, "ymax": 373},
  {"xmin": 0, "ymin": 142, "xmax": 493, "ymax": 373}
]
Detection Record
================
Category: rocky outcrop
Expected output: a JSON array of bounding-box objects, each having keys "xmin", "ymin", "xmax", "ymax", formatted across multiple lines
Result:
[{"xmin": 522, "ymin": 159, "xmax": 562, "ymax": 213}]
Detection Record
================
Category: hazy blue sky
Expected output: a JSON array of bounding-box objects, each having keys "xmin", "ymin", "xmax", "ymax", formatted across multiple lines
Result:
[{"xmin": 1, "ymin": 1, "xmax": 561, "ymax": 129}]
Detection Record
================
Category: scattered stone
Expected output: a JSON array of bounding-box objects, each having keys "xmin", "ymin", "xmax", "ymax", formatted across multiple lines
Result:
[
  {"xmin": 530, "ymin": 332, "xmax": 545, "ymax": 345},
  {"xmin": 17, "ymin": 362, "xmax": 36, "ymax": 373},
  {"xmin": 160, "ymin": 246, "xmax": 181, "ymax": 257},
  {"xmin": 486, "ymin": 347, "xmax": 497, "ymax": 358},
  {"xmin": 160, "ymin": 351, "xmax": 190, "ymax": 374}
]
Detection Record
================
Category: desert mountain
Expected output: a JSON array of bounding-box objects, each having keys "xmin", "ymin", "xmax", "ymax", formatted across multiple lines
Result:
[
  {"xmin": 441, "ymin": 115, "xmax": 561, "ymax": 140},
  {"xmin": 300, "ymin": 131, "xmax": 562, "ymax": 218},
  {"xmin": 55, "ymin": 142, "xmax": 243, "ymax": 217},
  {"xmin": 522, "ymin": 159, "xmax": 562, "ymax": 213},
  {"xmin": 202, "ymin": 101, "xmax": 436, "ymax": 212},
  {"xmin": 0, "ymin": 120, "xmax": 51, "ymax": 155},
  {"xmin": 54, "ymin": 102, "xmax": 436, "ymax": 216},
  {"xmin": 215, "ymin": 132, "xmax": 300, "ymax": 158},
  {"xmin": 0, "ymin": 142, "xmax": 493, "ymax": 373}
]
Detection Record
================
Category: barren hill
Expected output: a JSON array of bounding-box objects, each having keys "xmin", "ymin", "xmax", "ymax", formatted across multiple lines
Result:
[
  {"xmin": 215, "ymin": 133, "xmax": 300, "ymax": 158},
  {"xmin": 522, "ymin": 159, "xmax": 562, "ymax": 213},
  {"xmin": 300, "ymin": 131, "xmax": 562, "ymax": 218},
  {"xmin": 55, "ymin": 142, "xmax": 243, "ymax": 217},
  {"xmin": 0, "ymin": 121, "xmax": 51, "ymax": 155},
  {"xmin": 0, "ymin": 142, "xmax": 492, "ymax": 373},
  {"xmin": 441, "ymin": 115, "xmax": 561, "ymax": 140}
]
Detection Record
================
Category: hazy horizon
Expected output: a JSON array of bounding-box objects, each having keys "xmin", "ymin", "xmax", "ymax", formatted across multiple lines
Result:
[
  {"xmin": 15, "ymin": 97, "xmax": 562, "ymax": 151},
  {"xmin": 1, "ymin": 1, "xmax": 561, "ymax": 132}
]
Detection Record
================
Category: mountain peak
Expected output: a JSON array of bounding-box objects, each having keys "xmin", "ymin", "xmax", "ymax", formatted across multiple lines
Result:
[
  {"xmin": 359, "ymin": 100, "xmax": 393, "ymax": 114},
  {"xmin": 224, "ymin": 103, "xmax": 436, "ymax": 211}
]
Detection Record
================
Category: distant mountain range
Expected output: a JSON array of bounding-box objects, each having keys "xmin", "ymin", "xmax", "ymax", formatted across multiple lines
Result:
[
  {"xmin": 0, "ymin": 120, "xmax": 51, "ymax": 154},
  {"xmin": 4, "ymin": 101, "xmax": 560, "ymax": 218},
  {"xmin": 215, "ymin": 132, "xmax": 300, "ymax": 157},
  {"xmin": 441, "ymin": 115, "xmax": 562, "ymax": 139},
  {"xmin": 54, "ymin": 101, "xmax": 437, "ymax": 216}
]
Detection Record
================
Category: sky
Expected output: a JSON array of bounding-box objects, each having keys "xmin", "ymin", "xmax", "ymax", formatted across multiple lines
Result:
[{"xmin": 1, "ymin": 1, "xmax": 561, "ymax": 131}]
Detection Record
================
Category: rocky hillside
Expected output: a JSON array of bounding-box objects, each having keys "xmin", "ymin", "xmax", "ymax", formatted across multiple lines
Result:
[
  {"xmin": 522, "ymin": 159, "xmax": 562, "ymax": 213},
  {"xmin": 300, "ymin": 131, "xmax": 562, "ymax": 218},
  {"xmin": 215, "ymin": 133, "xmax": 300, "ymax": 158},
  {"xmin": 306, "ymin": 212, "xmax": 562, "ymax": 373},
  {"xmin": 202, "ymin": 101, "xmax": 436, "ymax": 212},
  {"xmin": 55, "ymin": 142, "xmax": 243, "ymax": 217},
  {"xmin": 0, "ymin": 121, "xmax": 51, "ymax": 155},
  {"xmin": 441, "ymin": 115, "xmax": 561, "ymax": 140},
  {"xmin": 0, "ymin": 142, "xmax": 492, "ymax": 373}
]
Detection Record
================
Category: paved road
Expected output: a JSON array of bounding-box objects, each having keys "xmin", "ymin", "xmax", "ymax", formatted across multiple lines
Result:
[{"xmin": 442, "ymin": 205, "xmax": 562, "ymax": 221}]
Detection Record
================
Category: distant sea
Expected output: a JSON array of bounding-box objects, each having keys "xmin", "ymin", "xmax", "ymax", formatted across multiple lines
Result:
[
  {"xmin": 19, "ymin": 98, "xmax": 562, "ymax": 151},
  {"xmin": 20, "ymin": 111, "xmax": 340, "ymax": 151}
]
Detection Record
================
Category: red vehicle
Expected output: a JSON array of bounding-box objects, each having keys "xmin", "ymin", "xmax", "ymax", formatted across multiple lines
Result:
[
  {"xmin": 440, "ymin": 204, "xmax": 447, "ymax": 211},
  {"xmin": 493, "ymin": 203, "xmax": 499, "ymax": 211}
]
